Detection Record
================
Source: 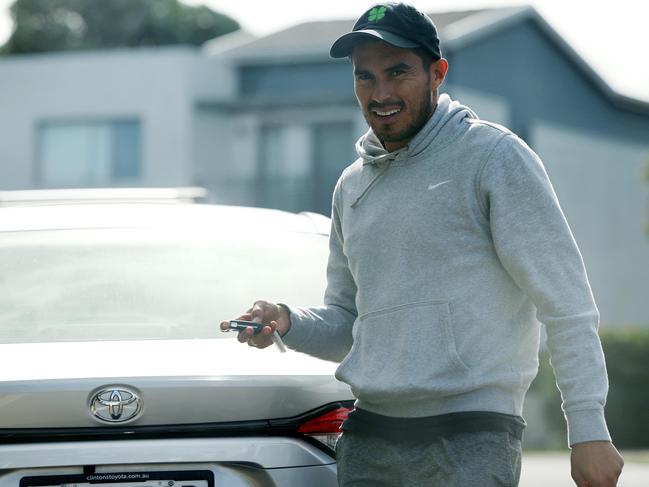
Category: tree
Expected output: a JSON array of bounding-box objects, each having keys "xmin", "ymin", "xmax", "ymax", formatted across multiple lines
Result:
[{"xmin": 0, "ymin": 0, "xmax": 240, "ymax": 54}]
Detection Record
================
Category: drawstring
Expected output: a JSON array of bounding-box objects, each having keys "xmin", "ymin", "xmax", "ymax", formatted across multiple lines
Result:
[{"xmin": 351, "ymin": 159, "xmax": 393, "ymax": 208}]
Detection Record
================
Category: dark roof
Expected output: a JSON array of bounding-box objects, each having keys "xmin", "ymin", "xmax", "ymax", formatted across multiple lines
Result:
[
  {"xmin": 440, "ymin": 6, "xmax": 649, "ymax": 113},
  {"xmin": 212, "ymin": 5, "xmax": 649, "ymax": 113},
  {"xmin": 222, "ymin": 8, "xmax": 491, "ymax": 59}
]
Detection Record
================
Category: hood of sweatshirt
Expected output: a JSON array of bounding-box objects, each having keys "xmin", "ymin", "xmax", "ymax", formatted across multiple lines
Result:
[{"xmin": 351, "ymin": 93, "xmax": 478, "ymax": 207}]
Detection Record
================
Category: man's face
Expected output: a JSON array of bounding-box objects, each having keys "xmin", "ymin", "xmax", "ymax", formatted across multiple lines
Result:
[{"xmin": 351, "ymin": 40, "xmax": 446, "ymax": 152}]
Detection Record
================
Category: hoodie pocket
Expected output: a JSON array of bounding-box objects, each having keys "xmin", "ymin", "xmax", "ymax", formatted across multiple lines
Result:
[{"xmin": 336, "ymin": 300, "xmax": 470, "ymax": 402}]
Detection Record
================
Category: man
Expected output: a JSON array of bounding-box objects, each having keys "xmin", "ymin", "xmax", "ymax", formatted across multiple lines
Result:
[{"xmin": 221, "ymin": 2, "xmax": 624, "ymax": 486}]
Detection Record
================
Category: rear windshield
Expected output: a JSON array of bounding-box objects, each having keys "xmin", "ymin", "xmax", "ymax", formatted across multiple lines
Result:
[{"xmin": 0, "ymin": 227, "xmax": 328, "ymax": 343}]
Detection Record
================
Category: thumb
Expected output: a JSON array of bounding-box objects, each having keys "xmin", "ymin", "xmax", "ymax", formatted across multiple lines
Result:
[{"xmin": 250, "ymin": 301, "xmax": 266, "ymax": 323}]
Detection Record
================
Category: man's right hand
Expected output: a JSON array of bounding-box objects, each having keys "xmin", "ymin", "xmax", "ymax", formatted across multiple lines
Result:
[{"xmin": 220, "ymin": 300, "xmax": 291, "ymax": 349}]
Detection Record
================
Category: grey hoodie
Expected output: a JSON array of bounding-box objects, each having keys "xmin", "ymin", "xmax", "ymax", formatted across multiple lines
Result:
[{"xmin": 283, "ymin": 94, "xmax": 610, "ymax": 446}]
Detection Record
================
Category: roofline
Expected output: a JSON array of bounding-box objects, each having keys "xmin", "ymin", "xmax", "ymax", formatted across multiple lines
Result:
[
  {"xmin": 443, "ymin": 5, "xmax": 649, "ymax": 114},
  {"xmin": 0, "ymin": 45, "xmax": 200, "ymax": 63},
  {"xmin": 216, "ymin": 8, "xmax": 497, "ymax": 65},
  {"xmin": 195, "ymin": 93, "xmax": 356, "ymax": 112},
  {"xmin": 220, "ymin": 49, "xmax": 333, "ymax": 65}
]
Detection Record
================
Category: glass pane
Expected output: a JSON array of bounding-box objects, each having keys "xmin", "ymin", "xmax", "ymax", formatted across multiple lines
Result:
[
  {"xmin": 0, "ymin": 228, "xmax": 328, "ymax": 343},
  {"xmin": 38, "ymin": 120, "xmax": 141, "ymax": 187},
  {"xmin": 258, "ymin": 125, "xmax": 311, "ymax": 212},
  {"xmin": 111, "ymin": 120, "xmax": 141, "ymax": 179},
  {"xmin": 312, "ymin": 121, "xmax": 356, "ymax": 215},
  {"xmin": 39, "ymin": 123, "xmax": 110, "ymax": 187}
]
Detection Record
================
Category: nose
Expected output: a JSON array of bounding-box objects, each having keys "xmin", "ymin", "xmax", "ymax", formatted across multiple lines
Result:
[{"xmin": 371, "ymin": 77, "xmax": 393, "ymax": 103}]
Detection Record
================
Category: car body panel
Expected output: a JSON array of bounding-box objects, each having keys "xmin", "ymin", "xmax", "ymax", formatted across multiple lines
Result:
[
  {"xmin": 0, "ymin": 437, "xmax": 335, "ymax": 469},
  {"xmin": 0, "ymin": 201, "xmax": 351, "ymax": 486},
  {"xmin": 0, "ymin": 341, "xmax": 350, "ymax": 428}
]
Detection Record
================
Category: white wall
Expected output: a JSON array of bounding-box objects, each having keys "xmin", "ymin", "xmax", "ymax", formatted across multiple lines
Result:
[
  {"xmin": 445, "ymin": 85, "xmax": 511, "ymax": 127},
  {"xmin": 0, "ymin": 47, "xmax": 222, "ymax": 189},
  {"xmin": 532, "ymin": 121, "xmax": 649, "ymax": 327}
]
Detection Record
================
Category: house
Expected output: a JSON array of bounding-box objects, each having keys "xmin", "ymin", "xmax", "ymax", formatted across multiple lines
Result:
[
  {"xmin": 0, "ymin": 44, "xmax": 238, "ymax": 190},
  {"xmin": 201, "ymin": 6, "xmax": 649, "ymax": 328},
  {"xmin": 0, "ymin": 6, "xmax": 648, "ymax": 328}
]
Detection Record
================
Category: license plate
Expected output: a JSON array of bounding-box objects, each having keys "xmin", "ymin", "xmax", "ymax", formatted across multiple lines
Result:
[{"xmin": 20, "ymin": 470, "xmax": 214, "ymax": 487}]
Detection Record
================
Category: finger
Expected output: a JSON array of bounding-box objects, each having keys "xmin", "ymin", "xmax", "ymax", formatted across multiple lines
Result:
[
  {"xmin": 572, "ymin": 473, "xmax": 586, "ymax": 487},
  {"xmin": 237, "ymin": 326, "xmax": 255, "ymax": 343},
  {"xmin": 246, "ymin": 325, "xmax": 261, "ymax": 336},
  {"xmin": 259, "ymin": 321, "xmax": 277, "ymax": 336},
  {"xmin": 269, "ymin": 320, "xmax": 277, "ymax": 332},
  {"xmin": 581, "ymin": 473, "xmax": 619, "ymax": 487},
  {"xmin": 247, "ymin": 336, "xmax": 266, "ymax": 348},
  {"xmin": 251, "ymin": 301, "xmax": 266, "ymax": 321}
]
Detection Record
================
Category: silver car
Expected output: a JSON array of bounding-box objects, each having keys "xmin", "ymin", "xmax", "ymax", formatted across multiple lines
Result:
[{"xmin": 0, "ymin": 200, "xmax": 353, "ymax": 486}]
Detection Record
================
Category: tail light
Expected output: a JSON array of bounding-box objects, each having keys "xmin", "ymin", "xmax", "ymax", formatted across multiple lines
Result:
[{"xmin": 297, "ymin": 406, "xmax": 353, "ymax": 451}]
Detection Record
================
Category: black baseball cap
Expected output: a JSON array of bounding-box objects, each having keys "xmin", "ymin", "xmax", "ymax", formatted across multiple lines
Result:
[{"xmin": 330, "ymin": 2, "xmax": 441, "ymax": 59}]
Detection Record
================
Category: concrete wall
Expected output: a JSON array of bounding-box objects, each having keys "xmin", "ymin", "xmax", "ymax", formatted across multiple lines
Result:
[
  {"xmin": 446, "ymin": 84, "xmax": 511, "ymax": 127},
  {"xmin": 532, "ymin": 121, "xmax": 649, "ymax": 326},
  {"xmin": 0, "ymin": 47, "xmax": 228, "ymax": 189}
]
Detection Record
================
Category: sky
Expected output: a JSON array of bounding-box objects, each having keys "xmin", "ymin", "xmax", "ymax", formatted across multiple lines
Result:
[{"xmin": 0, "ymin": 0, "xmax": 647, "ymax": 101}]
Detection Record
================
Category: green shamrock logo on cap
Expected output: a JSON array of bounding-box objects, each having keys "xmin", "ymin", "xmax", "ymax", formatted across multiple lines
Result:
[{"xmin": 368, "ymin": 6, "xmax": 386, "ymax": 22}]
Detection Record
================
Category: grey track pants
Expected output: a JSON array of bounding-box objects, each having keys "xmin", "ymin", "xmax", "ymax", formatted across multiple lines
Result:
[{"xmin": 336, "ymin": 430, "xmax": 522, "ymax": 487}]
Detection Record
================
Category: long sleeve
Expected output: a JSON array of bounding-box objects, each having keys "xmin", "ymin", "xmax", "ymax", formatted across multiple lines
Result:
[
  {"xmin": 282, "ymin": 175, "xmax": 357, "ymax": 363},
  {"xmin": 479, "ymin": 134, "xmax": 610, "ymax": 445}
]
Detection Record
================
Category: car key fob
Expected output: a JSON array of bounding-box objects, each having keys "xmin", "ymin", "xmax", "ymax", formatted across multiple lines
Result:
[{"xmin": 227, "ymin": 320, "xmax": 264, "ymax": 334}]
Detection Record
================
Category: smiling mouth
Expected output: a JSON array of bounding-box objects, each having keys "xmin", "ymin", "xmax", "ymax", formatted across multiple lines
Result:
[
  {"xmin": 373, "ymin": 108, "xmax": 401, "ymax": 117},
  {"xmin": 369, "ymin": 101, "xmax": 404, "ymax": 118}
]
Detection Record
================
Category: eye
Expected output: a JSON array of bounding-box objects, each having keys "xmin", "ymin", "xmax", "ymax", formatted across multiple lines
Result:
[
  {"xmin": 390, "ymin": 69, "xmax": 405, "ymax": 77},
  {"xmin": 355, "ymin": 73, "xmax": 373, "ymax": 81}
]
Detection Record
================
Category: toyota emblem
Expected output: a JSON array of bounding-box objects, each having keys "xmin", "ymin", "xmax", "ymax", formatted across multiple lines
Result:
[{"xmin": 89, "ymin": 386, "xmax": 142, "ymax": 423}]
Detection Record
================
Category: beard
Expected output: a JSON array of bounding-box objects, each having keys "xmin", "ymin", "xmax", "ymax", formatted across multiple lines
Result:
[{"xmin": 364, "ymin": 85, "xmax": 435, "ymax": 147}]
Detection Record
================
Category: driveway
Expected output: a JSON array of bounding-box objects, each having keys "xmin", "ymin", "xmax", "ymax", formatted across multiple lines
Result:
[{"xmin": 521, "ymin": 452, "xmax": 648, "ymax": 486}]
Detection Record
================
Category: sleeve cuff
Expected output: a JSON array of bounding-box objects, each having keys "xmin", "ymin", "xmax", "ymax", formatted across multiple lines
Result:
[
  {"xmin": 566, "ymin": 408, "xmax": 611, "ymax": 446},
  {"xmin": 277, "ymin": 304, "xmax": 315, "ymax": 351}
]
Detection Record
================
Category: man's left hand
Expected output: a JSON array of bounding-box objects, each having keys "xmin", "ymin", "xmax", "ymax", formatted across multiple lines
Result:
[{"xmin": 570, "ymin": 441, "xmax": 624, "ymax": 486}]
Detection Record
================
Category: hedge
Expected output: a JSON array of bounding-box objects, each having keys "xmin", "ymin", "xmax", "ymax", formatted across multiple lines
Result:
[{"xmin": 529, "ymin": 328, "xmax": 649, "ymax": 449}]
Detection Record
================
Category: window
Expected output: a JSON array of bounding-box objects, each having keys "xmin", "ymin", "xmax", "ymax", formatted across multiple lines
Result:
[
  {"xmin": 0, "ymin": 226, "xmax": 328, "ymax": 343},
  {"xmin": 37, "ymin": 119, "xmax": 141, "ymax": 187},
  {"xmin": 256, "ymin": 121, "xmax": 356, "ymax": 214},
  {"xmin": 311, "ymin": 121, "xmax": 355, "ymax": 215},
  {"xmin": 257, "ymin": 124, "xmax": 311, "ymax": 212}
]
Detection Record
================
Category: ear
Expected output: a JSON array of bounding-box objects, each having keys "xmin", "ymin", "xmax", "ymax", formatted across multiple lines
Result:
[{"xmin": 429, "ymin": 58, "xmax": 449, "ymax": 90}]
